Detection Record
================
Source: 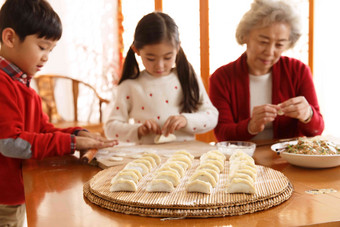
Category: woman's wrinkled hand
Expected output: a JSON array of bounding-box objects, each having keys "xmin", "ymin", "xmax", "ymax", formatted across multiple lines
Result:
[
  {"xmin": 278, "ymin": 96, "xmax": 312, "ymax": 123},
  {"xmin": 248, "ymin": 104, "xmax": 280, "ymax": 135}
]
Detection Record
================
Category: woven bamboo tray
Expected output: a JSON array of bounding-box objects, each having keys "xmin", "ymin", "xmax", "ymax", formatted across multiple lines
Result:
[{"xmin": 83, "ymin": 160, "xmax": 293, "ymax": 218}]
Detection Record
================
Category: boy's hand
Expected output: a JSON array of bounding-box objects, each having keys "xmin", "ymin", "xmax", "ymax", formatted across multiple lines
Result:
[
  {"xmin": 75, "ymin": 136, "xmax": 118, "ymax": 150},
  {"xmin": 75, "ymin": 130, "xmax": 118, "ymax": 150},
  {"xmin": 162, "ymin": 115, "xmax": 187, "ymax": 136},
  {"xmin": 138, "ymin": 119, "xmax": 161, "ymax": 139},
  {"xmin": 77, "ymin": 130, "xmax": 110, "ymax": 142}
]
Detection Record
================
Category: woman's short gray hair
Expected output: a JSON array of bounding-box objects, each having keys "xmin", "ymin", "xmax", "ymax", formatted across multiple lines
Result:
[{"xmin": 236, "ymin": 0, "xmax": 302, "ymax": 48}]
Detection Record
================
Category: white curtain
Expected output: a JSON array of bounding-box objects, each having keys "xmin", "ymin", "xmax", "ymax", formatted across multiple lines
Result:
[{"xmin": 39, "ymin": 0, "xmax": 120, "ymax": 122}]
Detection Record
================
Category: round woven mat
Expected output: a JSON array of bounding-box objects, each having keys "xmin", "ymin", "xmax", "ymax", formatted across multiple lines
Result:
[{"xmin": 83, "ymin": 161, "xmax": 293, "ymax": 218}]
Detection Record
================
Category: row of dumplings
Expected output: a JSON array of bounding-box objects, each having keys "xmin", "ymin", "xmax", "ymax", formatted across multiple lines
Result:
[
  {"xmin": 226, "ymin": 150, "xmax": 257, "ymax": 194},
  {"xmin": 110, "ymin": 153, "xmax": 161, "ymax": 192},
  {"xmin": 146, "ymin": 150, "xmax": 194, "ymax": 192},
  {"xmin": 187, "ymin": 150, "xmax": 226, "ymax": 194}
]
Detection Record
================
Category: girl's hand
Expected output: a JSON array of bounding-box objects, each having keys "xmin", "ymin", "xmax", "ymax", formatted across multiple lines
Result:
[
  {"xmin": 162, "ymin": 115, "xmax": 187, "ymax": 136},
  {"xmin": 278, "ymin": 96, "xmax": 312, "ymax": 123},
  {"xmin": 248, "ymin": 104, "xmax": 279, "ymax": 135},
  {"xmin": 138, "ymin": 119, "xmax": 161, "ymax": 139},
  {"xmin": 75, "ymin": 135, "xmax": 118, "ymax": 151}
]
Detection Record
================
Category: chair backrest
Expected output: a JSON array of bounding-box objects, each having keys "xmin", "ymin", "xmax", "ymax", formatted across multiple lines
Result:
[{"xmin": 34, "ymin": 74, "xmax": 109, "ymax": 124}]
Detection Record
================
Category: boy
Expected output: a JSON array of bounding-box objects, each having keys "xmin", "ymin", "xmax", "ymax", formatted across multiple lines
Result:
[{"xmin": 0, "ymin": 0, "xmax": 117, "ymax": 226}]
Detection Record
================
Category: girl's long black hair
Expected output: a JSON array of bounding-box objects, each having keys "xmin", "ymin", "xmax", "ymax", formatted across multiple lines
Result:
[{"xmin": 118, "ymin": 12, "xmax": 200, "ymax": 113}]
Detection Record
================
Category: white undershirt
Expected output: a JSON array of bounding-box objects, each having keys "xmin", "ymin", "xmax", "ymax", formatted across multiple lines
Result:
[{"xmin": 249, "ymin": 72, "xmax": 273, "ymax": 140}]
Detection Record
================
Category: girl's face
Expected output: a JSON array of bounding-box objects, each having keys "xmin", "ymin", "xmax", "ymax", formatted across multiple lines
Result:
[
  {"xmin": 245, "ymin": 22, "xmax": 291, "ymax": 76},
  {"xmin": 136, "ymin": 41, "xmax": 178, "ymax": 77}
]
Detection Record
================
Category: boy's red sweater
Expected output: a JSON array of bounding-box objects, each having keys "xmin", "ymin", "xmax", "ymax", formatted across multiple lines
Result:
[{"xmin": 0, "ymin": 71, "xmax": 82, "ymax": 205}]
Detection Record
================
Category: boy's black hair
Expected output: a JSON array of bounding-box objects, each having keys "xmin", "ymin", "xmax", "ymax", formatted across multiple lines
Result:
[{"xmin": 0, "ymin": 0, "xmax": 62, "ymax": 42}]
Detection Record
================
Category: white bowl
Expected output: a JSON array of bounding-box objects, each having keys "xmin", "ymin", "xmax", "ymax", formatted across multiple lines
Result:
[
  {"xmin": 216, "ymin": 141, "xmax": 256, "ymax": 158},
  {"xmin": 271, "ymin": 141, "xmax": 340, "ymax": 168}
]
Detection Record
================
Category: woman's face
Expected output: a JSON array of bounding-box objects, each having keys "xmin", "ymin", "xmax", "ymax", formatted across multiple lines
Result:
[{"xmin": 245, "ymin": 22, "xmax": 291, "ymax": 76}]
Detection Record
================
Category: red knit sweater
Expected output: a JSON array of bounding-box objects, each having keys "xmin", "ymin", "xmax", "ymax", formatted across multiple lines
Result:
[
  {"xmin": 0, "ymin": 71, "xmax": 82, "ymax": 205},
  {"xmin": 209, "ymin": 53, "xmax": 324, "ymax": 141}
]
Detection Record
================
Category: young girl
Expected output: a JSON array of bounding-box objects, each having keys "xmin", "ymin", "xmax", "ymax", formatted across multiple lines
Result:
[{"xmin": 104, "ymin": 12, "xmax": 218, "ymax": 144}]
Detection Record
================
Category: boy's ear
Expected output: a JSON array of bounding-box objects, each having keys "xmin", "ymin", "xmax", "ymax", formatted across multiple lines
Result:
[
  {"xmin": 131, "ymin": 45, "xmax": 140, "ymax": 56},
  {"xmin": 2, "ymin": 28, "xmax": 17, "ymax": 48}
]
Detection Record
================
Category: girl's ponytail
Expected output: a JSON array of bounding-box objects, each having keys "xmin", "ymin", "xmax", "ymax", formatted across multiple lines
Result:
[
  {"xmin": 176, "ymin": 47, "xmax": 201, "ymax": 113},
  {"xmin": 118, "ymin": 47, "xmax": 140, "ymax": 85}
]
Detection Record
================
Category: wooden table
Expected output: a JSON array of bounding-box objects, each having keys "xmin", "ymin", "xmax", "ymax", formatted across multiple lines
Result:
[{"xmin": 23, "ymin": 141, "xmax": 340, "ymax": 227}]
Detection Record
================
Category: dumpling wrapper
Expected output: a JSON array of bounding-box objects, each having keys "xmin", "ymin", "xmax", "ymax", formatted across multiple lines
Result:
[
  {"xmin": 146, "ymin": 179, "xmax": 174, "ymax": 192},
  {"xmin": 111, "ymin": 171, "xmax": 139, "ymax": 184},
  {"xmin": 154, "ymin": 134, "xmax": 176, "ymax": 144},
  {"xmin": 110, "ymin": 179, "xmax": 137, "ymax": 192},
  {"xmin": 124, "ymin": 162, "xmax": 149, "ymax": 176},
  {"xmin": 155, "ymin": 170, "xmax": 180, "ymax": 187},
  {"xmin": 227, "ymin": 177, "xmax": 256, "ymax": 194},
  {"xmin": 174, "ymin": 150, "xmax": 195, "ymax": 160},
  {"xmin": 187, "ymin": 179, "xmax": 212, "ymax": 194},
  {"xmin": 143, "ymin": 153, "xmax": 161, "ymax": 165},
  {"xmin": 109, "ymin": 156, "xmax": 124, "ymax": 161},
  {"xmin": 190, "ymin": 170, "xmax": 217, "ymax": 187}
]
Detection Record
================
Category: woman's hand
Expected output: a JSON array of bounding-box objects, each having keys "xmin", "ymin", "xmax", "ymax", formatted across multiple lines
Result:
[
  {"xmin": 248, "ymin": 104, "xmax": 280, "ymax": 134},
  {"xmin": 75, "ymin": 131, "xmax": 118, "ymax": 150},
  {"xmin": 162, "ymin": 115, "xmax": 187, "ymax": 136},
  {"xmin": 278, "ymin": 96, "xmax": 313, "ymax": 123},
  {"xmin": 138, "ymin": 119, "xmax": 162, "ymax": 139}
]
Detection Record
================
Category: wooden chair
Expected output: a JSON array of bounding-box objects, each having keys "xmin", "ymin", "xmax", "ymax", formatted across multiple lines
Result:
[{"xmin": 33, "ymin": 74, "xmax": 110, "ymax": 135}]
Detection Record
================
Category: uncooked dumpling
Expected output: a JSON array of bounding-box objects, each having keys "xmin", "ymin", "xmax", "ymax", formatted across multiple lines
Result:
[
  {"xmin": 174, "ymin": 150, "xmax": 195, "ymax": 160},
  {"xmin": 197, "ymin": 163, "xmax": 220, "ymax": 173},
  {"xmin": 227, "ymin": 178, "xmax": 255, "ymax": 194},
  {"xmin": 110, "ymin": 179, "xmax": 137, "ymax": 192},
  {"xmin": 154, "ymin": 170, "xmax": 180, "ymax": 187},
  {"xmin": 143, "ymin": 153, "xmax": 161, "ymax": 165},
  {"xmin": 158, "ymin": 166, "xmax": 181, "ymax": 179},
  {"xmin": 187, "ymin": 179, "xmax": 212, "ymax": 194},
  {"xmin": 202, "ymin": 159, "xmax": 224, "ymax": 172},
  {"xmin": 119, "ymin": 169, "xmax": 142, "ymax": 180},
  {"xmin": 111, "ymin": 171, "xmax": 139, "ymax": 184},
  {"xmin": 124, "ymin": 162, "xmax": 149, "ymax": 176},
  {"xmin": 161, "ymin": 162, "xmax": 185, "ymax": 177},
  {"xmin": 131, "ymin": 159, "xmax": 152, "ymax": 171},
  {"xmin": 139, "ymin": 156, "xmax": 156, "ymax": 168},
  {"xmin": 207, "ymin": 150, "xmax": 226, "ymax": 160},
  {"xmin": 146, "ymin": 179, "xmax": 174, "ymax": 192},
  {"xmin": 154, "ymin": 134, "xmax": 176, "ymax": 144},
  {"xmin": 190, "ymin": 170, "xmax": 217, "ymax": 187},
  {"xmin": 168, "ymin": 155, "xmax": 192, "ymax": 168}
]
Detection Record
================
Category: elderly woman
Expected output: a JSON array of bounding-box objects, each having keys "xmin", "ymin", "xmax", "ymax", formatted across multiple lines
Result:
[{"xmin": 209, "ymin": 0, "xmax": 324, "ymax": 141}]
